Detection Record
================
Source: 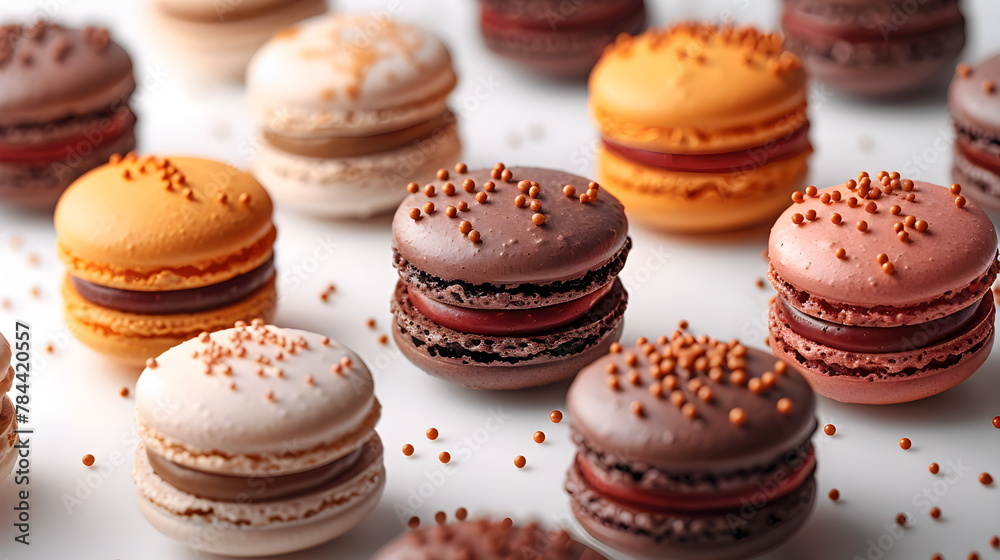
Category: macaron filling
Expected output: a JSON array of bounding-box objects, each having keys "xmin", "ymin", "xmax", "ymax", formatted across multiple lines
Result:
[
  {"xmin": 601, "ymin": 124, "xmax": 811, "ymax": 174},
  {"xmin": 956, "ymin": 138, "xmax": 1000, "ymax": 176},
  {"xmin": 574, "ymin": 445, "xmax": 816, "ymax": 514},
  {"xmin": 146, "ymin": 445, "xmax": 364, "ymax": 503},
  {"xmin": 406, "ymin": 281, "xmax": 615, "ymax": 336},
  {"xmin": 69, "ymin": 257, "xmax": 275, "ymax": 315},
  {"xmin": 781, "ymin": 4, "xmax": 964, "ymax": 44},
  {"xmin": 480, "ymin": 0, "xmax": 644, "ymax": 32},
  {"xmin": 261, "ymin": 110, "xmax": 456, "ymax": 160},
  {"xmin": 776, "ymin": 294, "xmax": 990, "ymax": 354},
  {"xmin": 0, "ymin": 106, "xmax": 135, "ymax": 164}
]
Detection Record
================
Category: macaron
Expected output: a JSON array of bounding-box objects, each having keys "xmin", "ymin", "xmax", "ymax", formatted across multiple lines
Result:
[
  {"xmin": 478, "ymin": 0, "xmax": 647, "ymax": 78},
  {"xmin": 0, "ymin": 332, "xmax": 17, "ymax": 483},
  {"xmin": 55, "ymin": 154, "xmax": 277, "ymax": 366},
  {"xmin": 0, "ymin": 21, "xmax": 136, "ymax": 208},
  {"xmin": 566, "ymin": 333, "xmax": 818, "ymax": 559},
  {"xmin": 589, "ymin": 23, "xmax": 812, "ymax": 233},
  {"xmin": 391, "ymin": 164, "xmax": 631, "ymax": 390},
  {"xmin": 372, "ymin": 520, "xmax": 606, "ymax": 559},
  {"xmin": 950, "ymin": 55, "xmax": 1000, "ymax": 209},
  {"xmin": 132, "ymin": 323, "xmax": 384, "ymax": 556},
  {"xmin": 149, "ymin": 0, "xmax": 325, "ymax": 82},
  {"xmin": 768, "ymin": 173, "xmax": 998, "ymax": 404},
  {"xmin": 247, "ymin": 14, "xmax": 461, "ymax": 218},
  {"xmin": 781, "ymin": 0, "xmax": 966, "ymax": 96}
]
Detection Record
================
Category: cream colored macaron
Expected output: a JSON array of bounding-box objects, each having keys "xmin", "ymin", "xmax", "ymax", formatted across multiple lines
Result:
[
  {"xmin": 132, "ymin": 322, "xmax": 384, "ymax": 556},
  {"xmin": 247, "ymin": 13, "xmax": 461, "ymax": 218}
]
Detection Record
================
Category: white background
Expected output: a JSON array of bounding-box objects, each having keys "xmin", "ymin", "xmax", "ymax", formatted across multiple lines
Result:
[{"xmin": 1, "ymin": 1, "xmax": 999, "ymax": 559}]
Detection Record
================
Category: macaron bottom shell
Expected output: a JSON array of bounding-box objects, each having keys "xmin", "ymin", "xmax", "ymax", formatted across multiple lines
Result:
[
  {"xmin": 62, "ymin": 275, "xmax": 277, "ymax": 366},
  {"xmin": 392, "ymin": 321, "xmax": 623, "ymax": 390},
  {"xmin": 768, "ymin": 298, "xmax": 995, "ymax": 404},
  {"xmin": 0, "ymin": 396, "xmax": 17, "ymax": 483},
  {"xmin": 250, "ymin": 120, "xmax": 461, "ymax": 218},
  {"xmin": 391, "ymin": 279, "xmax": 626, "ymax": 390},
  {"xmin": 133, "ymin": 436, "xmax": 385, "ymax": 557},
  {"xmin": 566, "ymin": 460, "xmax": 817, "ymax": 560},
  {"xmin": 596, "ymin": 148, "xmax": 808, "ymax": 233},
  {"xmin": 149, "ymin": 0, "xmax": 327, "ymax": 83}
]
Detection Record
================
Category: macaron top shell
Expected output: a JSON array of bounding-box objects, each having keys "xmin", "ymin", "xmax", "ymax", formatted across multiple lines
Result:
[
  {"xmin": 950, "ymin": 54, "xmax": 1000, "ymax": 139},
  {"xmin": 247, "ymin": 13, "xmax": 457, "ymax": 136},
  {"xmin": 372, "ymin": 520, "xmax": 606, "ymax": 560},
  {"xmin": 135, "ymin": 324, "xmax": 376, "ymax": 466},
  {"xmin": 590, "ymin": 23, "xmax": 807, "ymax": 153},
  {"xmin": 769, "ymin": 178, "xmax": 997, "ymax": 308},
  {"xmin": 0, "ymin": 22, "xmax": 134, "ymax": 127},
  {"xmin": 392, "ymin": 166, "xmax": 629, "ymax": 285},
  {"xmin": 55, "ymin": 155, "xmax": 275, "ymax": 290},
  {"xmin": 568, "ymin": 337, "xmax": 816, "ymax": 472}
]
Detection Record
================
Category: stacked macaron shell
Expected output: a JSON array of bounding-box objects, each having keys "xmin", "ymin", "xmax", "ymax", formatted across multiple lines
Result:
[
  {"xmin": 372, "ymin": 519, "xmax": 606, "ymax": 559},
  {"xmin": 589, "ymin": 23, "xmax": 812, "ymax": 233},
  {"xmin": 951, "ymin": 56, "xmax": 1000, "ymax": 208},
  {"xmin": 132, "ymin": 323, "xmax": 385, "ymax": 556},
  {"xmin": 391, "ymin": 164, "xmax": 631, "ymax": 390},
  {"xmin": 0, "ymin": 333, "xmax": 17, "ymax": 483},
  {"xmin": 768, "ymin": 174, "xmax": 998, "ymax": 404},
  {"xmin": 478, "ymin": 0, "xmax": 647, "ymax": 77},
  {"xmin": 0, "ymin": 21, "xmax": 136, "ymax": 208},
  {"xmin": 782, "ymin": 0, "xmax": 966, "ymax": 96},
  {"xmin": 566, "ymin": 335, "xmax": 818, "ymax": 559},
  {"xmin": 150, "ymin": 0, "xmax": 325, "ymax": 82},
  {"xmin": 247, "ymin": 14, "xmax": 461, "ymax": 218},
  {"xmin": 55, "ymin": 154, "xmax": 277, "ymax": 365}
]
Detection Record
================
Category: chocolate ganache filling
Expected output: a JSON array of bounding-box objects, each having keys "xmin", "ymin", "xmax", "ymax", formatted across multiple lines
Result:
[
  {"xmin": 777, "ymin": 294, "xmax": 989, "ymax": 353},
  {"xmin": 147, "ymin": 446, "xmax": 363, "ymax": 503},
  {"xmin": 72, "ymin": 257, "xmax": 274, "ymax": 315}
]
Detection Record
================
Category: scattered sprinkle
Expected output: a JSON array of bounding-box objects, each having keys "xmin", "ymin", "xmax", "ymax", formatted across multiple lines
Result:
[
  {"xmin": 119, "ymin": 387, "xmax": 129, "ymax": 398},
  {"xmin": 533, "ymin": 431, "xmax": 545, "ymax": 444},
  {"xmin": 980, "ymin": 472, "xmax": 993, "ymax": 486},
  {"xmin": 729, "ymin": 407, "xmax": 747, "ymax": 426},
  {"xmin": 895, "ymin": 513, "xmax": 907, "ymax": 526},
  {"xmin": 828, "ymin": 489, "xmax": 840, "ymax": 501},
  {"xmin": 823, "ymin": 424, "xmax": 836, "ymax": 436},
  {"xmin": 514, "ymin": 455, "xmax": 526, "ymax": 469},
  {"xmin": 434, "ymin": 511, "xmax": 446, "ymax": 524},
  {"xmin": 550, "ymin": 410, "xmax": 563, "ymax": 423},
  {"xmin": 408, "ymin": 516, "xmax": 420, "ymax": 529},
  {"xmin": 930, "ymin": 507, "xmax": 941, "ymax": 519},
  {"xmin": 438, "ymin": 452, "xmax": 451, "ymax": 464},
  {"xmin": 401, "ymin": 444, "xmax": 414, "ymax": 457},
  {"xmin": 426, "ymin": 428, "xmax": 439, "ymax": 441},
  {"xmin": 455, "ymin": 507, "xmax": 468, "ymax": 521},
  {"xmin": 899, "ymin": 438, "xmax": 912, "ymax": 450},
  {"xmin": 929, "ymin": 462, "xmax": 939, "ymax": 474},
  {"xmin": 82, "ymin": 454, "xmax": 95, "ymax": 467}
]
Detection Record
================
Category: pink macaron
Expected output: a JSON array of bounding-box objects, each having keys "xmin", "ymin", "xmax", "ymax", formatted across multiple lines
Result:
[{"xmin": 768, "ymin": 172, "xmax": 998, "ymax": 404}]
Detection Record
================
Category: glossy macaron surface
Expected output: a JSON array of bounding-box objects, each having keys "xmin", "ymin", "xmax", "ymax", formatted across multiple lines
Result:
[
  {"xmin": 769, "ymin": 178, "xmax": 997, "ymax": 311},
  {"xmin": 392, "ymin": 166, "xmax": 629, "ymax": 285}
]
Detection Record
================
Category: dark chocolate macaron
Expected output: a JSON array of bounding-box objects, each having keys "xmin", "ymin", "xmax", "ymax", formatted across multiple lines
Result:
[
  {"xmin": 951, "ymin": 55, "xmax": 1000, "ymax": 208},
  {"xmin": 372, "ymin": 520, "xmax": 606, "ymax": 559},
  {"xmin": 391, "ymin": 163, "xmax": 631, "ymax": 390},
  {"xmin": 478, "ymin": 0, "xmax": 647, "ymax": 78},
  {"xmin": 0, "ymin": 21, "xmax": 136, "ymax": 208},
  {"xmin": 781, "ymin": 0, "xmax": 965, "ymax": 96},
  {"xmin": 566, "ymin": 332, "xmax": 818, "ymax": 559}
]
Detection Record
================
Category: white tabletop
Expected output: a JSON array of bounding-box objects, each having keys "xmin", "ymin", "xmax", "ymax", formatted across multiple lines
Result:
[{"xmin": 1, "ymin": 1, "xmax": 999, "ymax": 559}]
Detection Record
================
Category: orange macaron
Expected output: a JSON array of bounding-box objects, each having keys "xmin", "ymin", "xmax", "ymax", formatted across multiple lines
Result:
[
  {"xmin": 589, "ymin": 23, "xmax": 812, "ymax": 233},
  {"xmin": 55, "ymin": 154, "xmax": 277, "ymax": 365}
]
